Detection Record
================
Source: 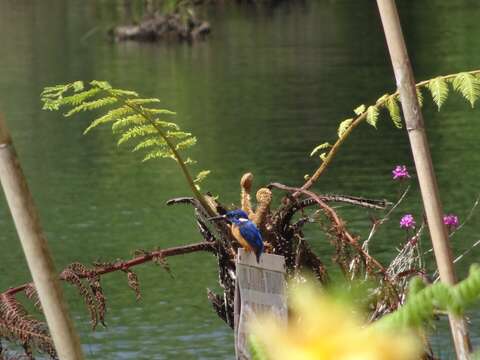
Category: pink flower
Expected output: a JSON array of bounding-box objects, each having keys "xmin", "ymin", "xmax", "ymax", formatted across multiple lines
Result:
[
  {"xmin": 392, "ymin": 165, "xmax": 410, "ymax": 180},
  {"xmin": 443, "ymin": 214, "xmax": 459, "ymax": 230},
  {"xmin": 400, "ymin": 214, "xmax": 416, "ymax": 229}
]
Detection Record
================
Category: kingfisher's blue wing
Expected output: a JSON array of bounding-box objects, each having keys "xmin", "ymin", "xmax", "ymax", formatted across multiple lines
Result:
[{"xmin": 239, "ymin": 221, "xmax": 264, "ymax": 254}]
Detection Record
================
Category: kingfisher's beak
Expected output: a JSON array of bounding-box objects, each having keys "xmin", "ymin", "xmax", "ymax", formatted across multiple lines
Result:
[{"xmin": 208, "ymin": 214, "xmax": 227, "ymax": 221}]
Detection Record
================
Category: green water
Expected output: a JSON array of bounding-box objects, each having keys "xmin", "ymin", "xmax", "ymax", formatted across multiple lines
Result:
[{"xmin": 0, "ymin": 1, "xmax": 479, "ymax": 358}]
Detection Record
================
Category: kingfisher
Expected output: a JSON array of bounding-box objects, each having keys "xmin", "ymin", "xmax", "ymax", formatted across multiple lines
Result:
[{"xmin": 209, "ymin": 209, "xmax": 264, "ymax": 263}]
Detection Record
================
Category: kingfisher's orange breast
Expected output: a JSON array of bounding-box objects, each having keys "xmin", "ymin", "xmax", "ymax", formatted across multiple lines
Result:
[{"xmin": 230, "ymin": 225, "xmax": 253, "ymax": 252}]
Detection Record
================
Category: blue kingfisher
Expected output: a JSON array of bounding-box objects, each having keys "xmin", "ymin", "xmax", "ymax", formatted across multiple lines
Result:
[{"xmin": 210, "ymin": 209, "xmax": 264, "ymax": 263}]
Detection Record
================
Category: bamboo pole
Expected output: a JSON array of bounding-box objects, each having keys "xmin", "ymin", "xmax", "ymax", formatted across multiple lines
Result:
[
  {"xmin": 376, "ymin": 1, "xmax": 472, "ymax": 358},
  {"xmin": 0, "ymin": 115, "xmax": 84, "ymax": 359}
]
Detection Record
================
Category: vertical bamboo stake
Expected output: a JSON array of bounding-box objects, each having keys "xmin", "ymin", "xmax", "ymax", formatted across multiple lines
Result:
[
  {"xmin": 0, "ymin": 115, "xmax": 84, "ymax": 359},
  {"xmin": 376, "ymin": 1, "xmax": 472, "ymax": 358}
]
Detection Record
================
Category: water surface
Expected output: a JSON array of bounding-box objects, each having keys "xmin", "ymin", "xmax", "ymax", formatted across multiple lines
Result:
[{"xmin": 0, "ymin": 1, "xmax": 479, "ymax": 358}]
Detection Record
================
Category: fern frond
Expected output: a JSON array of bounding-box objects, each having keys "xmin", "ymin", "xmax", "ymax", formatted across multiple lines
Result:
[
  {"xmin": 117, "ymin": 125, "xmax": 158, "ymax": 145},
  {"xmin": 23, "ymin": 284, "xmax": 41, "ymax": 311},
  {"xmin": 89, "ymin": 80, "xmax": 112, "ymax": 90},
  {"xmin": 194, "ymin": 170, "xmax": 211, "ymax": 184},
  {"xmin": 143, "ymin": 149, "xmax": 175, "ymax": 162},
  {"xmin": 111, "ymin": 114, "xmax": 147, "ymax": 133},
  {"xmin": 376, "ymin": 94, "xmax": 389, "ymax": 104},
  {"xmin": 416, "ymin": 88, "xmax": 424, "ymax": 107},
  {"xmin": 133, "ymin": 138, "xmax": 167, "ymax": 152},
  {"xmin": 353, "ymin": 105, "xmax": 366, "ymax": 115},
  {"xmin": 452, "ymin": 72, "xmax": 480, "ymax": 107},
  {"xmin": 125, "ymin": 98, "xmax": 161, "ymax": 105},
  {"xmin": 310, "ymin": 142, "xmax": 331, "ymax": 157},
  {"xmin": 427, "ymin": 77, "xmax": 449, "ymax": 110},
  {"xmin": 416, "ymin": 87, "xmax": 423, "ymax": 107},
  {"xmin": 0, "ymin": 294, "xmax": 56, "ymax": 358},
  {"xmin": 64, "ymin": 97, "xmax": 118, "ymax": 117},
  {"xmin": 41, "ymin": 80, "xmax": 215, "ymax": 215},
  {"xmin": 385, "ymin": 95, "xmax": 402, "ymax": 128},
  {"xmin": 124, "ymin": 270, "xmax": 141, "ymax": 301},
  {"xmin": 366, "ymin": 106, "xmax": 379, "ymax": 128},
  {"xmin": 184, "ymin": 157, "xmax": 197, "ymax": 165},
  {"xmin": 110, "ymin": 89, "xmax": 139, "ymax": 97},
  {"xmin": 142, "ymin": 108, "xmax": 176, "ymax": 116},
  {"xmin": 83, "ymin": 106, "xmax": 133, "ymax": 134},
  {"xmin": 156, "ymin": 121, "xmax": 180, "ymax": 130},
  {"xmin": 175, "ymin": 137, "xmax": 197, "ymax": 150},
  {"xmin": 338, "ymin": 118, "xmax": 353, "ymax": 138},
  {"xmin": 62, "ymin": 269, "xmax": 98, "ymax": 329}
]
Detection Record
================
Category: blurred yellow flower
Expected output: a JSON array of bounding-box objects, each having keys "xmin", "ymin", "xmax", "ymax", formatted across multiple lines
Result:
[{"xmin": 250, "ymin": 284, "xmax": 423, "ymax": 360}]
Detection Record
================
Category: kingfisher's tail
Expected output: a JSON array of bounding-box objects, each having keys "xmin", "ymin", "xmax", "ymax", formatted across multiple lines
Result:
[{"xmin": 255, "ymin": 247, "xmax": 263, "ymax": 263}]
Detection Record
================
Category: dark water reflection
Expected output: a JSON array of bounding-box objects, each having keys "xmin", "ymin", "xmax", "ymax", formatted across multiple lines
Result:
[{"xmin": 0, "ymin": 1, "xmax": 479, "ymax": 358}]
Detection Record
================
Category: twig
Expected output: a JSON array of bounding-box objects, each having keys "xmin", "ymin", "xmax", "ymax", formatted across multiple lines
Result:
[
  {"xmin": 424, "ymin": 193, "xmax": 480, "ymax": 256},
  {"xmin": 4, "ymin": 242, "xmax": 214, "ymax": 297},
  {"xmin": 432, "ymin": 239, "xmax": 480, "ymax": 282},
  {"xmin": 268, "ymin": 182, "xmax": 388, "ymax": 276},
  {"xmin": 363, "ymin": 185, "xmax": 410, "ymax": 251},
  {"xmin": 449, "ymin": 193, "xmax": 480, "ymax": 239}
]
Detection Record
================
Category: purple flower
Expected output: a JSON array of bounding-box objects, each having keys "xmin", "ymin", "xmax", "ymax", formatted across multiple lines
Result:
[
  {"xmin": 392, "ymin": 165, "xmax": 410, "ymax": 180},
  {"xmin": 443, "ymin": 214, "xmax": 459, "ymax": 230},
  {"xmin": 400, "ymin": 214, "xmax": 416, "ymax": 229}
]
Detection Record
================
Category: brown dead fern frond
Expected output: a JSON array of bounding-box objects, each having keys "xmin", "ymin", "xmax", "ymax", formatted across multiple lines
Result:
[
  {"xmin": 61, "ymin": 267, "xmax": 99, "ymax": 329},
  {"xmin": 23, "ymin": 284, "xmax": 41, "ymax": 312},
  {"xmin": 85, "ymin": 274, "xmax": 107, "ymax": 327},
  {"xmin": 123, "ymin": 270, "xmax": 141, "ymax": 301},
  {"xmin": 0, "ymin": 294, "xmax": 56, "ymax": 359},
  {"xmin": 153, "ymin": 253, "xmax": 173, "ymax": 278}
]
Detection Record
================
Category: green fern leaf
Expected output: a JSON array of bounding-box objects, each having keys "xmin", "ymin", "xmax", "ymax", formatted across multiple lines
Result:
[
  {"xmin": 376, "ymin": 94, "xmax": 389, "ymax": 104},
  {"xmin": 64, "ymin": 97, "xmax": 117, "ymax": 117},
  {"xmin": 452, "ymin": 72, "xmax": 480, "ymax": 107},
  {"xmin": 41, "ymin": 84, "xmax": 71, "ymax": 97},
  {"xmin": 353, "ymin": 105, "xmax": 366, "ymax": 115},
  {"xmin": 416, "ymin": 88, "xmax": 424, "ymax": 107},
  {"xmin": 83, "ymin": 106, "xmax": 133, "ymax": 134},
  {"xmin": 366, "ymin": 106, "xmax": 379, "ymax": 128},
  {"xmin": 72, "ymin": 81, "xmax": 85, "ymax": 92},
  {"xmin": 142, "ymin": 108, "xmax": 176, "ymax": 116},
  {"xmin": 125, "ymin": 98, "xmax": 161, "ymax": 106},
  {"xmin": 110, "ymin": 89, "xmax": 139, "ymax": 97},
  {"xmin": 338, "ymin": 118, "xmax": 353, "ymax": 138},
  {"xmin": 89, "ymin": 80, "xmax": 112, "ymax": 90},
  {"xmin": 111, "ymin": 114, "xmax": 147, "ymax": 133},
  {"xmin": 166, "ymin": 130, "xmax": 190, "ymax": 138},
  {"xmin": 184, "ymin": 157, "xmax": 197, "ymax": 165},
  {"xmin": 427, "ymin": 77, "xmax": 449, "ymax": 110},
  {"xmin": 132, "ymin": 138, "xmax": 167, "ymax": 152},
  {"xmin": 386, "ymin": 96, "xmax": 402, "ymax": 129},
  {"xmin": 68, "ymin": 88, "xmax": 102, "ymax": 106},
  {"xmin": 175, "ymin": 137, "xmax": 197, "ymax": 150},
  {"xmin": 310, "ymin": 142, "xmax": 331, "ymax": 157},
  {"xmin": 117, "ymin": 125, "xmax": 158, "ymax": 145},
  {"xmin": 41, "ymin": 81, "xmax": 203, "ymax": 193},
  {"xmin": 194, "ymin": 170, "xmax": 211, "ymax": 183},
  {"xmin": 143, "ymin": 149, "xmax": 175, "ymax": 162}
]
